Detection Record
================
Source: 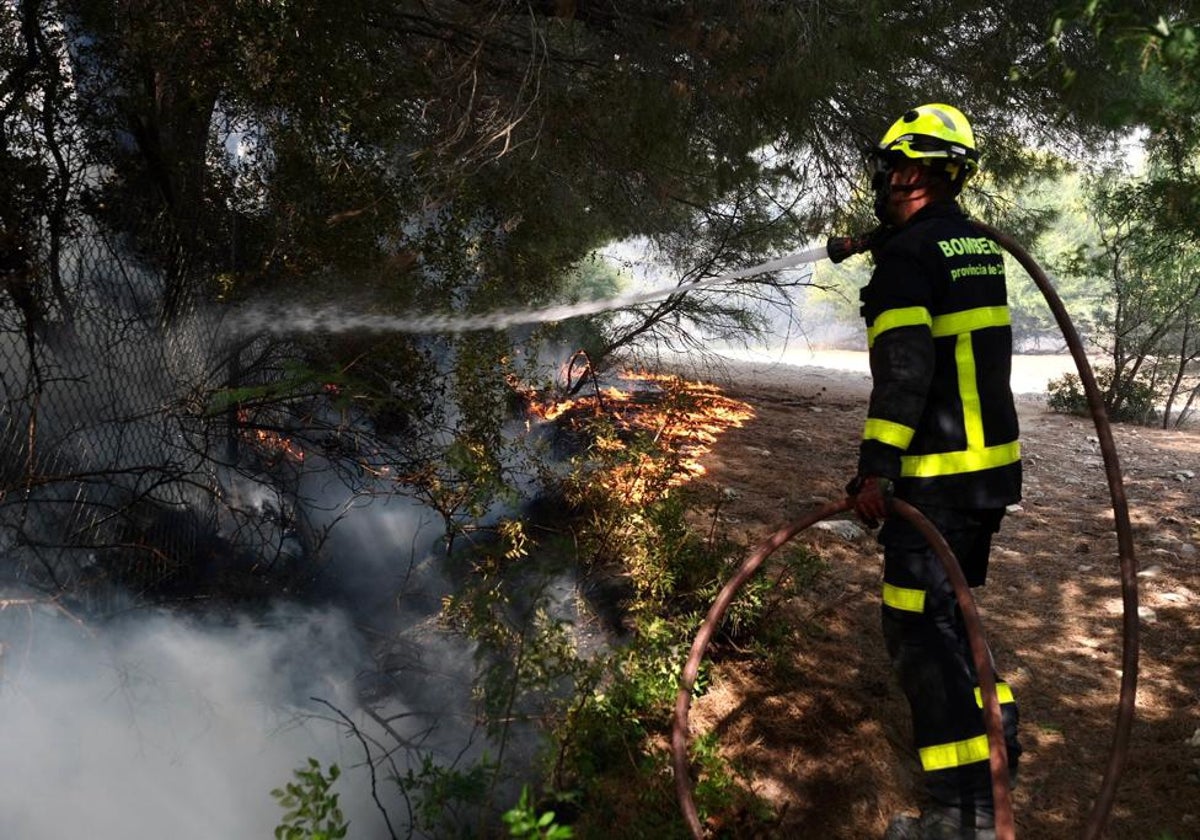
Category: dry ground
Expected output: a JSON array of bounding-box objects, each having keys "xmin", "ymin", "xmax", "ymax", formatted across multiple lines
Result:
[{"xmin": 671, "ymin": 356, "xmax": 1199, "ymax": 839}]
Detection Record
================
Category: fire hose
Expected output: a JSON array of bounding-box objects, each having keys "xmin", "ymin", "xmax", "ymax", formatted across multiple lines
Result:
[
  {"xmin": 978, "ymin": 222, "xmax": 1139, "ymax": 840},
  {"xmin": 671, "ymin": 224, "xmax": 1139, "ymax": 839},
  {"xmin": 671, "ymin": 498, "xmax": 1016, "ymax": 839}
]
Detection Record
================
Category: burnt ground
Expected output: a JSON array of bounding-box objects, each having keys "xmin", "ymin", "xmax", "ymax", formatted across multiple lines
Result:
[{"xmin": 669, "ymin": 358, "xmax": 1200, "ymax": 840}]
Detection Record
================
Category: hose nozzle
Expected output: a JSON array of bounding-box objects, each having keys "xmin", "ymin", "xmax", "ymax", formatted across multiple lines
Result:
[{"xmin": 826, "ymin": 228, "xmax": 885, "ymax": 264}]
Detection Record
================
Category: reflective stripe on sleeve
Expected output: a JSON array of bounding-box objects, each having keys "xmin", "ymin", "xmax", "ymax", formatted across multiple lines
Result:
[
  {"xmin": 864, "ymin": 417, "xmax": 916, "ymax": 450},
  {"xmin": 867, "ymin": 306, "xmax": 932, "ymax": 348},
  {"xmin": 919, "ymin": 734, "xmax": 991, "ymax": 772},
  {"xmin": 882, "ymin": 582, "xmax": 925, "ymax": 613},
  {"xmin": 974, "ymin": 683, "xmax": 1016, "ymax": 707}
]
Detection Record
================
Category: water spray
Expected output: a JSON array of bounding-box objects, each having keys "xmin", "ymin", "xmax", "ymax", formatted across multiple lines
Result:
[
  {"xmin": 223, "ymin": 244, "xmax": 833, "ymax": 336},
  {"xmin": 670, "ymin": 224, "xmax": 1139, "ymax": 840}
]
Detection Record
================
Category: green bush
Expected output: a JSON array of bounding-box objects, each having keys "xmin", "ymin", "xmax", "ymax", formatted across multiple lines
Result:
[
  {"xmin": 1045, "ymin": 371, "xmax": 1088, "ymax": 415},
  {"xmin": 1045, "ymin": 366, "xmax": 1158, "ymax": 423},
  {"xmin": 503, "ymin": 785, "xmax": 575, "ymax": 839}
]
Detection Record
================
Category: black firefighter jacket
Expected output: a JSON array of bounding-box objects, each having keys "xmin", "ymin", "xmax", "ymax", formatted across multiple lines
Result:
[{"xmin": 857, "ymin": 201, "xmax": 1022, "ymax": 510}]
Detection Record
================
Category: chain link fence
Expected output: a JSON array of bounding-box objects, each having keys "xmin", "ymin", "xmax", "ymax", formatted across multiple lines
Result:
[{"xmin": 0, "ymin": 214, "xmax": 319, "ymax": 616}]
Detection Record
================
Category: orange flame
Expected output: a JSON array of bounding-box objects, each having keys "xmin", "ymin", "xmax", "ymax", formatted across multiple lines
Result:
[
  {"xmin": 236, "ymin": 409, "xmax": 306, "ymax": 463},
  {"xmin": 518, "ymin": 369, "xmax": 753, "ymax": 503}
]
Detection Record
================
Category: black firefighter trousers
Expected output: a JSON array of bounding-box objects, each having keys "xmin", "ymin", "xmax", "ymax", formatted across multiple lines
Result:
[{"xmin": 878, "ymin": 505, "xmax": 1021, "ymax": 825}]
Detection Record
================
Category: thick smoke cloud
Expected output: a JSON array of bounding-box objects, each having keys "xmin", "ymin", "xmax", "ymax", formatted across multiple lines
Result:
[{"xmin": 0, "ymin": 603, "xmax": 398, "ymax": 840}]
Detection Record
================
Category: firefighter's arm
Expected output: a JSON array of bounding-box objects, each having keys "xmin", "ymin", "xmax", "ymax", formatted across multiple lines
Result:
[
  {"xmin": 858, "ymin": 323, "xmax": 935, "ymax": 479},
  {"xmin": 850, "ymin": 325, "xmax": 933, "ymax": 522},
  {"xmin": 850, "ymin": 246, "xmax": 937, "ymax": 519}
]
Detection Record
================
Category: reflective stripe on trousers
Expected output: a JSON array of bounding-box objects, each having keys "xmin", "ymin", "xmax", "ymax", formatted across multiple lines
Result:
[{"xmin": 879, "ymin": 505, "xmax": 1021, "ymax": 814}]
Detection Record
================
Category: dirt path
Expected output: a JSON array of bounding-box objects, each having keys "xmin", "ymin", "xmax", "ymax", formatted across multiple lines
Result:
[{"xmin": 673, "ymin": 357, "xmax": 1200, "ymax": 839}]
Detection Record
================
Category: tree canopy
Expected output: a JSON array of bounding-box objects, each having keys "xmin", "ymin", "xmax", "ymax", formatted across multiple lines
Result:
[
  {"xmin": 5, "ymin": 0, "xmax": 1197, "ymax": 598},
  {"xmin": 7, "ymin": 0, "xmax": 1132, "ymax": 311}
]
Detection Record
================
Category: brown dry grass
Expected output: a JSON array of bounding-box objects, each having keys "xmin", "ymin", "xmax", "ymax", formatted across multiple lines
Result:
[{"xmin": 672, "ymin": 358, "xmax": 1200, "ymax": 839}]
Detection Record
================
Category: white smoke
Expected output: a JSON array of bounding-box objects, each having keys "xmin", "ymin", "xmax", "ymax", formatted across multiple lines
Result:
[
  {"xmin": 1, "ymin": 239, "xmax": 595, "ymax": 840},
  {"xmin": 0, "ymin": 603, "xmax": 400, "ymax": 840}
]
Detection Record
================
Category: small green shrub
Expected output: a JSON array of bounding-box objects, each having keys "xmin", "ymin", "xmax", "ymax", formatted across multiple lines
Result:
[
  {"xmin": 1045, "ymin": 366, "xmax": 1158, "ymax": 423},
  {"xmin": 1045, "ymin": 371, "xmax": 1089, "ymax": 416},
  {"xmin": 271, "ymin": 759, "xmax": 349, "ymax": 840},
  {"xmin": 503, "ymin": 785, "xmax": 575, "ymax": 839},
  {"xmin": 398, "ymin": 754, "xmax": 494, "ymax": 836},
  {"xmin": 690, "ymin": 732, "xmax": 773, "ymax": 824}
]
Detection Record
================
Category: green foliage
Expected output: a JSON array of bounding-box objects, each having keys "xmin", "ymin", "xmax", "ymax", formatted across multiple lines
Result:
[
  {"xmin": 1052, "ymin": 5, "xmax": 1200, "ymax": 111},
  {"xmin": 1045, "ymin": 370, "xmax": 1090, "ymax": 417},
  {"xmin": 689, "ymin": 732, "xmax": 773, "ymax": 825},
  {"xmin": 1050, "ymin": 6, "xmax": 1200, "ymax": 235},
  {"xmin": 428, "ymin": 377, "xmax": 791, "ymax": 836},
  {"xmin": 535, "ymin": 255, "xmax": 630, "ymax": 370},
  {"xmin": 405, "ymin": 343, "xmax": 530, "ymax": 550},
  {"xmin": 204, "ymin": 362, "xmax": 349, "ymax": 415},
  {"xmin": 1046, "ymin": 367, "xmax": 1157, "ymax": 423},
  {"xmin": 397, "ymin": 753, "xmax": 494, "ymax": 837},
  {"xmin": 270, "ymin": 759, "xmax": 349, "ymax": 840},
  {"xmin": 538, "ymin": 406, "xmax": 784, "ymax": 834},
  {"xmin": 1042, "ymin": 171, "xmax": 1200, "ymax": 426},
  {"xmin": 502, "ymin": 785, "xmax": 575, "ymax": 840},
  {"xmin": 1002, "ymin": 168, "xmax": 1105, "ymax": 350},
  {"xmin": 561, "ymin": 256, "xmax": 627, "ymax": 304}
]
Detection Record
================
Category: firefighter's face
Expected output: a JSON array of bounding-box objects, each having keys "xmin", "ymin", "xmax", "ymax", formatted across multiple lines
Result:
[{"xmin": 872, "ymin": 160, "xmax": 925, "ymax": 225}]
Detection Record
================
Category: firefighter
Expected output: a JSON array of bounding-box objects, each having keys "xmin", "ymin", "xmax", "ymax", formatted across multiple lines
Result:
[{"xmin": 848, "ymin": 104, "xmax": 1022, "ymax": 840}]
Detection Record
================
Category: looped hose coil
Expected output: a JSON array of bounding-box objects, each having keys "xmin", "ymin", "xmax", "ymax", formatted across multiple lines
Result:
[{"xmin": 671, "ymin": 498, "xmax": 1015, "ymax": 839}]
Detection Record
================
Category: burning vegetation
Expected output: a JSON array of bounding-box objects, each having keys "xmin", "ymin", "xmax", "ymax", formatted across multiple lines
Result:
[
  {"xmin": 237, "ymin": 408, "xmax": 308, "ymax": 465},
  {"xmin": 518, "ymin": 370, "xmax": 755, "ymax": 505}
]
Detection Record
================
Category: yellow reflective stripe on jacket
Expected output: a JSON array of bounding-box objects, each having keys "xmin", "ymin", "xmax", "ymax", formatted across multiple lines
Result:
[
  {"xmin": 872, "ymin": 302, "xmax": 1017, "ymax": 479},
  {"xmin": 956, "ymin": 333, "xmax": 985, "ymax": 450},
  {"xmin": 867, "ymin": 306, "xmax": 932, "ymax": 347},
  {"xmin": 864, "ymin": 417, "xmax": 916, "ymax": 450},
  {"xmin": 893, "ymin": 303, "xmax": 1016, "ymax": 477},
  {"xmin": 974, "ymin": 683, "xmax": 1016, "ymax": 708},
  {"xmin": 930, "ymin": 305, "xmax": 1010, "ymax": 338},
  {"xmin": 900, "ymin": 441, "xmax": 1021, "ymax": 478},
  {"xmin": 919, "ymin": 734, "xmax": 990, "ymax": 772},
  {"xmin": 882, "ymin": 583, "xmax": 925, "ymax": 613}
]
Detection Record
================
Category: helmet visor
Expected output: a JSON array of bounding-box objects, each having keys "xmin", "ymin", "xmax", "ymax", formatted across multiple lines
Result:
[
  {"xmin": 883, "ymin": 133, "xmax": 979, "ymax": 165},
  {"xmin": 864, "ymin": 146, "xmax": 902, "ymax": 192}
]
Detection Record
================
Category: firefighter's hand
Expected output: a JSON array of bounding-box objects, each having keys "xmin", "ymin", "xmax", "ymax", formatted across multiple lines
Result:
[{"xmin": 847, "ymin": 475, "xmax": 893, "ymax": 525}]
